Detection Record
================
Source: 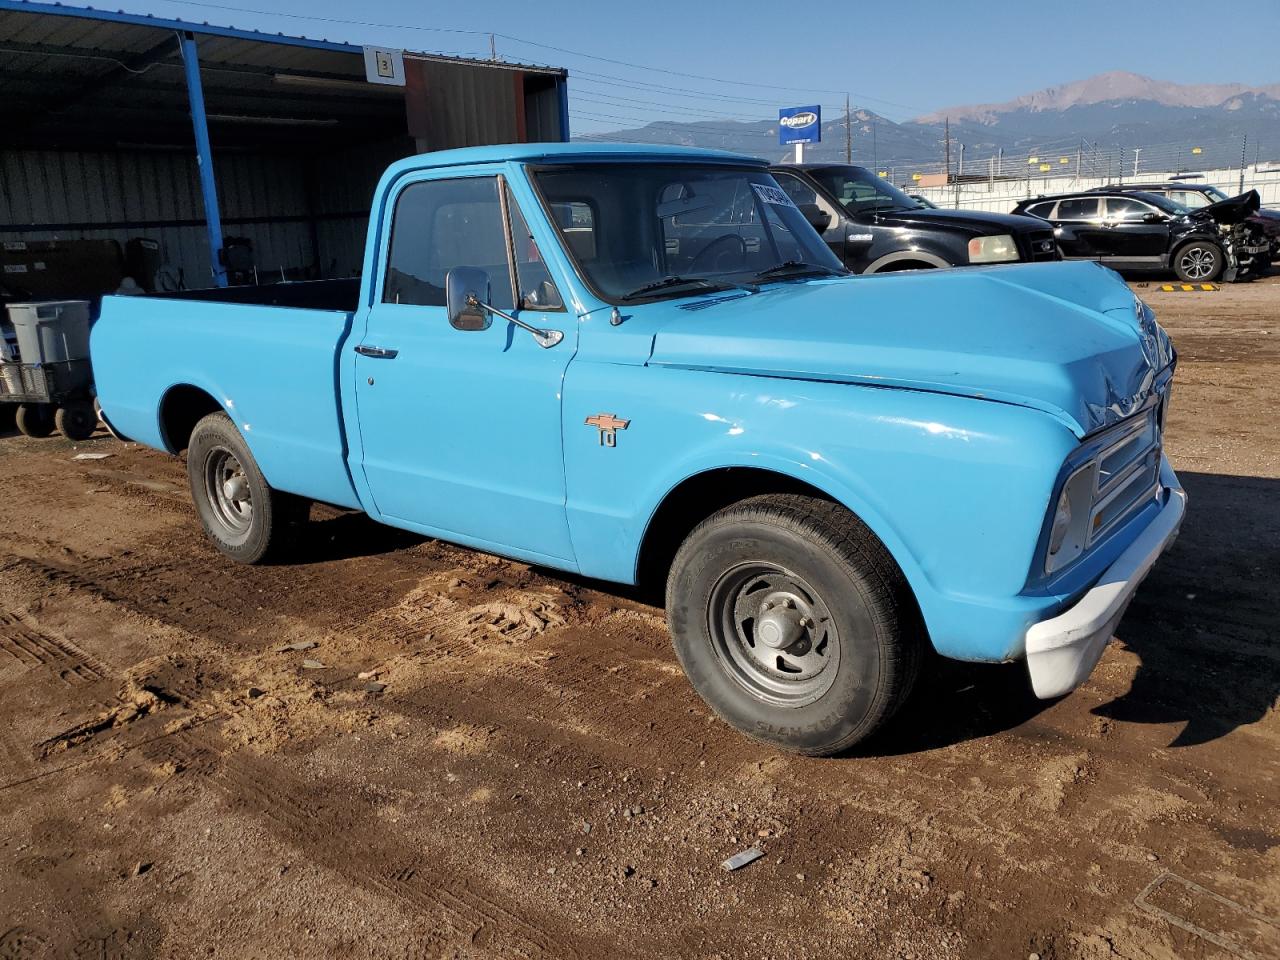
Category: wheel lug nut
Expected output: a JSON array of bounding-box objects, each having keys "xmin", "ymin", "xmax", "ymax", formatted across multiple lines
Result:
[
  {"xmin": 799, "ymin": 616, "xmax": 814, "ymax": 629},
  {"xmin": 760, "ymin": 600, "xmax": 774, "ymax": 611},
  {"xmin": 782, "ymin": 598, "xmax": 795, "ymax": 609}
]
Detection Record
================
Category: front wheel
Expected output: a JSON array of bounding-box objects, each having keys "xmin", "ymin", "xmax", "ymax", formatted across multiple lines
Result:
[
  {"xmin": 187, "ymin": 412, "xmax": 308, "ymax": 564},
  {"xmin": 666, "ymin": 494, "xmax": 923, "ymax": 756},
  {"xmin": 1173, "ymin": 241, "xmax": 1224, "ymax": 283}
]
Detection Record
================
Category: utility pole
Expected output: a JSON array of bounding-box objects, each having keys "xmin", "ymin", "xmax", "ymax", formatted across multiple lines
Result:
[
  {"xmin": 942, "ymin": 117, "xmax": 951, "ymax": 183},
  {"xmin": 958, "ymin": 142, "xmax": 965, "ymax": 178},
  {"xmin": 996, "ymin": 147, "xmax": 1003, "ymax": 176},
  {"xmin": 843, "ymin": 94, "xmax": 852, "ymax": 163},
  {"xmin": 1133, "ymin": 147, "xmax": 1141, "ymax": 179},
  {"xmin": 1076, "ymin": 140, "xmax": 1082, "ymax": 180},
  {"xmin": 488, "ymin": 33, "xmax": 496, "ymax": 60},
  {"xmin": 1240, "ymin": 134, "xmax": 1249, "ymax": 193}
]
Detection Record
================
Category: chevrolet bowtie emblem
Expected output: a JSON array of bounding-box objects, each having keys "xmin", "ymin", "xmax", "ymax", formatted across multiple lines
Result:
[{"xmin": 585, "ymin": 413, "xmax": 630, "ymax": 447}]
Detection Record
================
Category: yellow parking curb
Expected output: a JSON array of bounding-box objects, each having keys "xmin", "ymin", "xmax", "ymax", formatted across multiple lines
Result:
[{"xmin": 1157, "ymin": 283, "xmax": 1218, "ymax": 292}]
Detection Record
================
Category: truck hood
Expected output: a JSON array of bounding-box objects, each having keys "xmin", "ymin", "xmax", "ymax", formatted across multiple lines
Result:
[
  {"xmin": 646, "ymin": 260, "xmax": 1171, "ymax": 438},
  {"xmin": 873, "ymin": 206, "xmax": 1048, "ymax": 235}
]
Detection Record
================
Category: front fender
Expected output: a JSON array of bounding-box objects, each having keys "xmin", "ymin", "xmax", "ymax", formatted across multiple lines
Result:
[{"xmin": 563, "ymin": 363, "xmax": 1080, "ymax": 661}]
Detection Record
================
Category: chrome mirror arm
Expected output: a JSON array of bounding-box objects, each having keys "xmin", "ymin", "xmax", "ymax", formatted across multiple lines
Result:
[{"xmin": 466, "ymin": 294, "xmax": 564, "ymax": 348}]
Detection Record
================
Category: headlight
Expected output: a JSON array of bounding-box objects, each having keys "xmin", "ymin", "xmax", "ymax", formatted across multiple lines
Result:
[
  {"xmin": 968, "ymin": 234, "xmax": 1019, "ymax": 264},
  {"xmin": 1048, "ymin": 489, "xmax": 1072, "ymax": 556},
  {"xmin": 1044, "ymin": 462, "xmax": 1095, "ymax": 575}
]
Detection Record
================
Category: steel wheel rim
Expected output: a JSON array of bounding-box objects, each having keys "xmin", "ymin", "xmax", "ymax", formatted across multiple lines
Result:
[
  {"xmin": 707, "ymin": 562, "xmax": 840, "ymax": 707},
  {"xmin": 1179, "ymin": 246, "xmax": 1216, "ymax": 280},
  {"xmin": 204, "ymin": 446, "xmax": 253, "ymax": 543}
]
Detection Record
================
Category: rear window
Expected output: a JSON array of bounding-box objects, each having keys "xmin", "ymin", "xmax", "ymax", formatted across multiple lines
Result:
[{"xmin": 1023, "ymin": 200, "xmax": 1057, "ymax": 220}]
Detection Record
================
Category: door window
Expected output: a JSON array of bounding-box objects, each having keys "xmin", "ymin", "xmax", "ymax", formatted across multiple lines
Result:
[
  {"xmin": 1023, "ymin": 200, "xmax": 1058, "ymax": 220},
  {"xmin": 1105, "ymin": 197, "xmax": 1158, "ymax": 222},
  {"xmin": 383, "ymin": 177, "xmax": 515, "ymax": 310},
  {"xmin": 1054, "ymin": 198, "xmax": 1102, "ymax": 221}
]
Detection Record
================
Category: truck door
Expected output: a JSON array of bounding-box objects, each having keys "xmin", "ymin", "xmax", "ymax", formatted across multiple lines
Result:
[{"xmin": 352, "ymin": 172, "xmax": 576, "ymax": 563}]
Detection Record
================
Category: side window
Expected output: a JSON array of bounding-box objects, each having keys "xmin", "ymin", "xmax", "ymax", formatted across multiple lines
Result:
[
  {"xmin": 383, "ymin": 177, "xmax": 514, "ymax": 310},
  {"xmin": 772, "ymin": 173, "xmax": 840, "ymax": 232},
  {"xmin": 1024, "ymin": 200, "xmax": 1057, "ymax": 219},
  {"xmin": 1106, "ymin": 197, "xmax": 1156, "ymax": 221},
  {"xmin": 1055, "ymin": 198, "xmax": 1101, "ymax": 221},
  {"xmin": 506, "ymin": 189, "xmax": 564, "ymax": 311}
]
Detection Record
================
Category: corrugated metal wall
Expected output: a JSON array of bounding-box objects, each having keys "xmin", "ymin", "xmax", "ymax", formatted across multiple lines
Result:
[{"xmin": 0, "ymin": 138, "xmax": 411, "ymax": 289}]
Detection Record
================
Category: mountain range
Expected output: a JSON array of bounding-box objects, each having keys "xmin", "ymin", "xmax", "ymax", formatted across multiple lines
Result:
[{"xmin": 578, "ymin": 71, "xmax": 1280, "ymax": 174}]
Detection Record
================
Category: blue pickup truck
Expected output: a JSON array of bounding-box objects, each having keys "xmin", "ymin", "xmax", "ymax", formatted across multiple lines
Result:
[{"xmin": 92, "ymin": 143, "xmax": 1186, "ymax": 755}]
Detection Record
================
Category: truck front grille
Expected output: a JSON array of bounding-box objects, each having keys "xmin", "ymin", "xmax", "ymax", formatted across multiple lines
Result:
[
  {"xmin": 1087, "ymin": 409, "xmax": 1161, "ymax": 547},
  {"xmin": 1024, "ymin": 230, "xmax": 1059, "ymax": 262}
]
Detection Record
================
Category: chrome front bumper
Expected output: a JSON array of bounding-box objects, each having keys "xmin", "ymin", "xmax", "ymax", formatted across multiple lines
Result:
[{"xmin": 1025, "ymin": 457, "xmax": 1186, "ymax": 699}]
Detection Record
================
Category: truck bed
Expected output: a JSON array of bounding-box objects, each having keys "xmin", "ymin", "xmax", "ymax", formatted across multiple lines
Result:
[{"xmin": 92, "ymin": 287, "xmax": 361, "ymax": 510}]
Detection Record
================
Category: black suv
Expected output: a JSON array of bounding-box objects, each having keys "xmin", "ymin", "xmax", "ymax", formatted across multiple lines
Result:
[
  {"xmin": 1089, "ymin": 182, "xmax": 1280, "ymax": 256},
  {"xmin": 1012, "ymin": 189, "xmax": 1270, "ymax": 283},
  {"xmin": 771, "ymin": 164, "xmax": 1059, "ymax": 274}
]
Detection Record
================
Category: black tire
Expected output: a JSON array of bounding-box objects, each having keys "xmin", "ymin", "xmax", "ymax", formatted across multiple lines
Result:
[
  {"xmin": 666, "ymin": 494, "xmax": 923, "ymax": 756},
  {"xmin": 15, "ymin": 403, "xmax": 55, "ymax": 438},
  {"xmin": 1172, "ymin": 240, "xmax": 1224, "ymax": 283},
  {"xmin": 55, "ymin": 401, "xmax": 97, "ymax": 441},
  {"xmin": 186, "ymin": 411, "xmax": 308, "ymax": 564}
]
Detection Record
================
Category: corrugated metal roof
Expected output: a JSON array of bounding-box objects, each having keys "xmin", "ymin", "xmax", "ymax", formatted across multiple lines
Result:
[{"xmin": 0, "ymin": 0, "xmax": 566, "ymax": 74}]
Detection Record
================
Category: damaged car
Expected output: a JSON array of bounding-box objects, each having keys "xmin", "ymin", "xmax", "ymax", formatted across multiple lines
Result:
[{"xmin": 1013, "ymin": 189, "xmax": 1270, "ymax": 283}]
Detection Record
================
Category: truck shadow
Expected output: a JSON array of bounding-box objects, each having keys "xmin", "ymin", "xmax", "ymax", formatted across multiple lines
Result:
[{"xmin": 862, "ymin": 470, "xmax": 1280, "ymax": 756}]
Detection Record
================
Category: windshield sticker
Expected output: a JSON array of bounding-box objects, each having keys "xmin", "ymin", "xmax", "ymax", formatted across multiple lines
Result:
[{"xmin": 752, "ymin": 183, "xmax": 795, "ymax": 207}]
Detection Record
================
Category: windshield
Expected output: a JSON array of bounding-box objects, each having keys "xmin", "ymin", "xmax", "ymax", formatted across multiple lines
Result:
[
  {"xmin": 530, "ymin": 163, "xmax": 845, "ymax": 302},
  {"xmin": 809, "ymin": 165, "xmax": 924, "ymax": 215}
]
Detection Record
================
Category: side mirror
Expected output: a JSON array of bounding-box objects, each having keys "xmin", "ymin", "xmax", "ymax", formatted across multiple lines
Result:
[
  {"xmin": 446, "ymin": 267, "xmax": 493, "ymax": 332},
  {"xmin": 1141, "ymin": 212, "xmax": 1166, "ymax": 224},
  {"xmin": 798, "ymin": 202, "xmax": 832, "ymax": 233}
]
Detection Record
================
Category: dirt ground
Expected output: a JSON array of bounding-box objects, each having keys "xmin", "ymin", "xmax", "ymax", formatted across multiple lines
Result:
[{"xmin": 1, "ymin": 278, "xmax": 1277, "ymax": 960}]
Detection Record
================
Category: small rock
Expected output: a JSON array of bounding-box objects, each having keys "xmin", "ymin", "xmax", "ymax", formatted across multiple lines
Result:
[
  {"xmin": 643, "ymin": 877, "xmax": 656, "ymax": 889},
  {"xmin": 621, "ymin": 865, "xmax": 635, "ymax": 878},
  {"xmin": 575, "ymin": 848, "xmax": 586, "ymax": 857},
  {"xmin": 363, "ymin": 681, "xmax": 387, "ymax": 693},
  {"xmin": 301, "ymin": 659, "xmax": 325, "ymax": 670},
  {"xmin": 795, "ymin": 873, "xmax": 806, "ymax": 882},
  {"xmin": 1146, "ymin": 853, "xmax": 1159, "ymax": 862},
  {"xmin": 1029, "ymin": 953, "xmax": 1041, "ymax": 960},
  {"xmin": 581, "ymin": 821, "xmax": 592, "ymax": 835},
  {"xmin": 276, "ymin": 640, "xmax": 317, "ymax": 652},
  {"xmin": 357, "ymin": 670, "xmax": 378, "ymax": 680},
  {"xmin": 132, "ymin": 861, "xmax": 151, "ymax": 877}
]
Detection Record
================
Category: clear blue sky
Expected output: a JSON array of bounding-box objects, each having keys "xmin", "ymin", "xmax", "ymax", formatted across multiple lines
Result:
[{"xmin": 75, "ymin": 0, "xmax": 1280, "ymax": 133}]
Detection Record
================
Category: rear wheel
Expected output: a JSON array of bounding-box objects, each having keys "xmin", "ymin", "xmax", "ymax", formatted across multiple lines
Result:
[
  {"xmin": 15, "ymin": 403, "xmax": 54, "ymax": 438},
  {"xmin": 187, "ymin": 411, "xmax": 307, "ymax": 564},
  {"xmin": 55, "ymin": 401, "xmax": 97, "ymax": 441},
  {"xmin": 1173, "ymin": 241, "xmax": 1224, "ymax": 283},
  {"xmin": 666, "ymin": 494, "xmax": 922, "ymax": 756}
]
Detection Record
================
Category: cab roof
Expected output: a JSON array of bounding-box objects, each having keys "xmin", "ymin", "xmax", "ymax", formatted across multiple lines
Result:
[{"xmin": 384, "ymin": 142, "xmax": 767, "ymax": 177}]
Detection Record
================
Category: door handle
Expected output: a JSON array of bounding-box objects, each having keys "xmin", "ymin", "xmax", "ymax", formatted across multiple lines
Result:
[{"xmin": 355, "ymin": 344, "xmax": 399, "ymax": 359}]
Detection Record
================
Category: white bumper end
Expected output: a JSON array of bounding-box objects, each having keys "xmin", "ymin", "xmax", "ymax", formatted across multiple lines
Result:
[{"xmin": 1025, "ymin": 458, "xmax": 1186, "ymax": 699}]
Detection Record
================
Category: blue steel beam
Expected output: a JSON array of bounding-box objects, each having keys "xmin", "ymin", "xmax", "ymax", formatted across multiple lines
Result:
[
  {"xmin": 556, "ymin": 76, "xmax": 570, "ymax": 142},
  {"xmin": 179, "ymin": 33, "xmax": 227, "ymax": 288}
]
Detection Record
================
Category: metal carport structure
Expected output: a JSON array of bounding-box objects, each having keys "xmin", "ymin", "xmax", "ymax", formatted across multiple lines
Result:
[{"xmin": 0, "ymin": 0, "xmax": 569, "ymax": 292}]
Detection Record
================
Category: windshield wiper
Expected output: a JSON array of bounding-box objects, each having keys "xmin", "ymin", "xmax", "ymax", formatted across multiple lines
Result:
[
  {"xmin": 752, "ymin": 260, "xmax": 844, "ymax": 282},
  {"xmin": 618, "ymin": 275, "xmax": 755, "ymax": 301}
]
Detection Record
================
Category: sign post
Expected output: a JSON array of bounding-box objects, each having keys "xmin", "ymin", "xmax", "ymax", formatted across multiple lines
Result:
[{"xmin": 779, "ymin": 105, "xmax": 821, "ymax": 162}]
